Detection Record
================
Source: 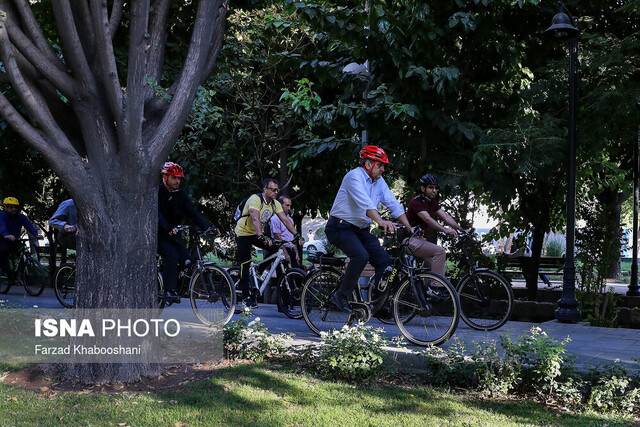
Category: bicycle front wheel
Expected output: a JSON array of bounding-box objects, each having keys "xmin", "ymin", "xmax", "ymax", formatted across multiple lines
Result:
[
  {"xmin": 23, "ymin": 257, "xmax": 46, "ymax": 296},
  {"xmin": 457, "ymin": 270, "xmax": 514, "ymax": 331},
  {"xmin": 393, "ymin": 270, "xmax": 459, "ymax": 346},
  {"xmin": 301, "ymin": 268, "xmax": 353, "ymax": 336},
  {"xmin": 54, "ymin": 264, "xmax": 76, "ymax": 308},
  {"xmin": 276, "ymin": 268, "xmax": 306, "ymax": 319},
  {"xmin": 190, "ymin": 264, "xmax": 236, "ymax": 326}
]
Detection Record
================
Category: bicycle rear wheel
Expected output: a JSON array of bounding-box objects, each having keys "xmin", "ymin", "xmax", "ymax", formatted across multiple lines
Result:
[
  {"xmin": 23, "ymin": 257, "xmax": 46, "ymax": 296},
  {"xmin": 393, "ymin": 270, "xmax": 459, "ymax": 346},
  {"xmin": 0, "ymin": 268, "xmax": 12, "ymax": 294},
  {"xmin": 54, "ymin": 264, "xmax": 76, "ymax": 308},
  {"xmin": 276, "ymin": 267, "xmax": 306, "ymax": 319},
  {"xmin": 301, "ymin": 268, "xmax": 353, "ymax": 336},
  {"xmin": 457, "ymin": 270, "xmax": 514, "ymax": 331},
  {"xmin": 190, "ymin": 263, "xmax": 236, "ymax": 326}
]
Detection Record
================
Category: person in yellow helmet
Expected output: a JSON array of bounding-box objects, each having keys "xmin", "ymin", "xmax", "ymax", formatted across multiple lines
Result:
[{"xmin": 0, "ymin": 197, "xmax": 42, "ymax": 283}]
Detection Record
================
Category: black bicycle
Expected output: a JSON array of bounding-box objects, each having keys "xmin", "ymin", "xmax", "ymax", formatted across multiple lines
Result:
[
  {"xmin": 228, "ymin": 239, "xmax": 306, "ymax": 319},
  {"xmin": 0, "ymin": 238, "xmax": 46, "ymax": 296},
  {"xmin": 449, "ymin": 229, "xmax": 514, "ymax": 331},
  {"xmin": 301, "ymin": 227, "xmax": 460, "ymax": 346},
  {"xmin": 156, "ymin": 225, "xmax": 236, "ymax": 326},
  {"xmin": 55, "ymin": 258, "xmax": 163, "ymax": 309}
]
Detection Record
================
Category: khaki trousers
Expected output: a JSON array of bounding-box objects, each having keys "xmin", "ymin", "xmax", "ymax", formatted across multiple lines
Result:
[{"xmin": 407, "ymin": 236, "xmax": 446, "ymax": 277}]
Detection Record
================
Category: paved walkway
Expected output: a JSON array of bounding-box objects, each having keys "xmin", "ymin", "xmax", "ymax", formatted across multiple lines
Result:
[{"xmin": 3, "ymin": 287, "xmax": 639, "ymax": 371}]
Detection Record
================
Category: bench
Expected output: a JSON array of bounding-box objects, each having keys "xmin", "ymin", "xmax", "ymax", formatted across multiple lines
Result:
[{"xmin": 499, "ymin": 255, "xmax": 565, "ymax": 285}]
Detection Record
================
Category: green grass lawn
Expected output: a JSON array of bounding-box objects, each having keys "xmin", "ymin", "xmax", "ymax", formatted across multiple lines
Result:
[{"xmin": 0, "ymin": 362, "xmax": 635, "ymax": 426}]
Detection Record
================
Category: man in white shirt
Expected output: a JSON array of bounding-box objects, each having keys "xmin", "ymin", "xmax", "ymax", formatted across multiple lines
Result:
[
  {"xmin": 325, "ymin": 145, "xmax": 413, "ymax": 313},
  {"xmin": 270, "ymin": 196, "xmax": 301, "ymax": 269}
]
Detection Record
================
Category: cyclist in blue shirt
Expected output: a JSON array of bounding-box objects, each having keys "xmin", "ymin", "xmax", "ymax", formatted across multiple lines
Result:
[
  {"xmin": 324, "ymin": 146, "xmax": 413, "ymax": 313},
  {"xmin": 49, "ymin": 199, "xmax": 78, "ymax": 250},
  {"xmin": 0, "ymin": 197, "xmax": 42, "ymax": 283}
]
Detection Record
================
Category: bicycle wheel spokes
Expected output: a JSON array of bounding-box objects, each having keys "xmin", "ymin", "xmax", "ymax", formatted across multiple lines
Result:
[
  {"xmin": 457, "ymin": 271, "xmax": 514, "ymax": 331},
  {"xmin": 277, "ymin": 268, "xmax": 305, "ymax": 319},
  {"xmin": 23, "ymin": 257, "xmax": 46, "ymax": 296},
  {"xmin": 301, "ymin": 269, "xmax": 351, "ymax": 336},
  {"xmin": 393, "ymin": 271, "xmax": 459, "ymax": 346},
  {"xmin": 54, "ymin": 265, "xmax": 76, "ymax": 308},
  {"xmin": 190, "ymin": 264, "xmax": 236, "ymax": 326}
]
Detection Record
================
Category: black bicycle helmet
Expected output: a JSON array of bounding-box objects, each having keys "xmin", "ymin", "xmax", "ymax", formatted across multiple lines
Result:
[{"xmin": 419, "ymin": 174, "xmax": 439, "ymax": 186}]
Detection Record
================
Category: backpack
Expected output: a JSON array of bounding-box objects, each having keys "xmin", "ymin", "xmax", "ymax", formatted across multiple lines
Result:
[{"xmin": 233, "ymin": 193, "xmax": 276, "ymax": 235}]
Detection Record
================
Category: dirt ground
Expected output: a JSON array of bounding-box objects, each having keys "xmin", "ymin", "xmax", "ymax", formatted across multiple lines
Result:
[{"xmin": 0, "ymin": 361, "xmax": 234, "ymax": 396}]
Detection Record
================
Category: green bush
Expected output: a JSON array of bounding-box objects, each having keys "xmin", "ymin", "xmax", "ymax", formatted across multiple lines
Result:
[
  {"xmin": 223, "ymin": 310, "xmax": 293, "ymax": 362},
  {"xmin": 311, "ymin": 322, "xmax": 391, "ymax": 380}
]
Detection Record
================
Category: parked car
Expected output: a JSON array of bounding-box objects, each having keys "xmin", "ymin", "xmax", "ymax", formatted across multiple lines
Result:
[{"xmin": 303, "ymin": 239, "xmax": 326, "ymax": 254}]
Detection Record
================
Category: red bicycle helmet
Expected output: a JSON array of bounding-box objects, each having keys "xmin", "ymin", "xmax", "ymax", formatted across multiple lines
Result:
[
  {"xmin": 359, "ymin": 145, "xmax": 389, "ymax": 164},
  {"xmin": 161, "ymin": 162, "xmax": 184, "ymax": 177}
]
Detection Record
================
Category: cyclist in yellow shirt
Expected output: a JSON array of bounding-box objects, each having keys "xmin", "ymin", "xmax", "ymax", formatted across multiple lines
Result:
[{"xmin": 235, "ymin": 178, "xmax": 299, "ymax": 309}]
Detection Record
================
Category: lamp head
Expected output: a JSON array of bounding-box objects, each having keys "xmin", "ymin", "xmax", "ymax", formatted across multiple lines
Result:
[{"xmin": 545, "ymin": 2, "xmax": 579, "ymax": 40}]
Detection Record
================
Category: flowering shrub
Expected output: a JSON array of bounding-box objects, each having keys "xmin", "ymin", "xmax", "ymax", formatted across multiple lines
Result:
[
  {"xmin": 314, "ymin": 322, "xmax": 390, "ymax": 380},
  {"xmin": 223, "ymin": 310, "xmax": 293, "ymax": 362}
]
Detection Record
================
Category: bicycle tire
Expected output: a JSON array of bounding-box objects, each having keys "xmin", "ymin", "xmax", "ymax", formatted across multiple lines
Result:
[
  {"xmin": 23, "ymin": 257, "xmax": 46, "ymax": 296},
  {"xmin": 0, "ymin": 269, "xmax": 12, "ymax": 294},
  {"xmin": 301, "ymin": 267, "xmax": 353, "ymax": 336},
  {"xmin": 190, "ymin": 263, "xmax": 236, "ymax": 326},
  {"xmin": 276, "ymin": 267, "xmax": 306, "ymax": 319},
  {"xmin": 456, "ymin": 270, "xmax": 514, "ymax": 331},
  {"xmin": 54, "ymin": 264, "xmax": 76, "ymax": 308},
  {"xmin": 393, "ymin": 270, "xmax": 459, "ymax": 346}
]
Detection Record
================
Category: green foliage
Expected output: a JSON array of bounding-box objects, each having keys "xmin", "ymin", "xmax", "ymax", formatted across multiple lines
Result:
[
  {"xmin": 577, "ymin": 196, "xmax": 623, "ymax": 326},
  {"xmin": 500, "ymin": 327, "xmax": 575, "ymax": 399},
  {"xmin": 223, "ymin": 311, "xmax": 293, "ymax": 362},
  {"xmin": 470, "ymin": 340, "xmax": 520, "ymax": 397},
  {"xmin": 544, "ymin": 233, "xmax": 565, "ymax": 257},
  {"xmin": 585, "ymin": 362, "xmax": 640, "ymax": 414},
  {"xmin": 422, "ymin": 337, "xmax": 476, "ymax": 387},
  {"xmin": 311, "ymin": 323, "xmax": 391, "ymax": 380}
]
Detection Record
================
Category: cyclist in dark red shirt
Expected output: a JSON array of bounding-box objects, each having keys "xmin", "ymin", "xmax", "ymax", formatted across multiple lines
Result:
[{"xmin": 406, "ymin": 174, "xmax": 464, "ymax": 277}]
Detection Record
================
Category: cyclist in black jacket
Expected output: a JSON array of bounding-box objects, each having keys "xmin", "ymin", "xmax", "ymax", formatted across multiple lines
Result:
[{"xmin": 158, "ymin": 162, "xmax": 210, "ymax": 302}]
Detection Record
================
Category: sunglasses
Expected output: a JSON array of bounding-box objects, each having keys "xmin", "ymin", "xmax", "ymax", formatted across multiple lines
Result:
[{"xmin": 266, "ymin": 187, "xmax": 279, "ymax": 192}]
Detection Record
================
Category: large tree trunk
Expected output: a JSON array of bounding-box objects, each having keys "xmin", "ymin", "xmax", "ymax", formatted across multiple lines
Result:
[{"xmin": 0, "ymin": 1, "xmax": 229, "ymax": 384}]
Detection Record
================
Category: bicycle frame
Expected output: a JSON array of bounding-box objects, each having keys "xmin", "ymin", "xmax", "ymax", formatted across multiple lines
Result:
[{"xmin": 247, "ymin": 246, "xmax": 288, "ymax": 297}]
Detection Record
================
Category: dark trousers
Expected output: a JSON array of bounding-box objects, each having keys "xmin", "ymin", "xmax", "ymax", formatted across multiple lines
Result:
[
  {"xmin": 0, "ymin": 239, "xmax": 20, "ymax": 280},
  {"xmin": 324, "ymin": 219, "xmax": 391, "ymax": 297},
  {"xmin": 158, "ymin": 236, "xmax": 190, "ymax": 292},
  {"xmin": 235, "ymin": 235, "xmax": 269, "ymax": 297}
]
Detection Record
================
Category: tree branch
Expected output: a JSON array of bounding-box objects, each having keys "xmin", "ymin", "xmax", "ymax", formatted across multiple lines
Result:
[
  {"xmin": 0, "ymin": 21, "xmax": 72, "ymax": 155},
  {"xmin": 147, "ymin": 0, "xmax": 171, "ymax": 82},
  {"xmin": 148, "ymin": 0, "xmax": 225, "ymax": 160},
  {"xmin": 10, "ymin": 0, "xmax": 63, "ymax": 67},
  {"xmin": 108, "ymin": 0, "xmax": 124, "ymax": 37},
  {"xmin": 51, "ymin": 1, "xmax": 95, "ymax": 95},
  {"xmin": 3, "ymin": 19, "xmax": 76, "ymax": 98},
  {"xmin": 121, "ymin": 0, "xmax": 150, "ymax": 154},
  {"xmin": 89, "ymin": 0, "xmax": 123, "ymax": 125}
]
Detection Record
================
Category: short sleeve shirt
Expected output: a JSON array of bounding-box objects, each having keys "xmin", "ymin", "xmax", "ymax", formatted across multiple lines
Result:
[
  {"xmin": 407, "ymin": 195, "xmax": 440, "ymax": 233},
  {"xmin": 235, "ymin": 194, "xmax": 283, "ymax": 237}
]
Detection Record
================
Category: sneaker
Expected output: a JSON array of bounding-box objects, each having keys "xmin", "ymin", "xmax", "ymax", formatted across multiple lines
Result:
[{"xmin": 426, "ymin": 286, "xmax": 449, "ymax": 300}]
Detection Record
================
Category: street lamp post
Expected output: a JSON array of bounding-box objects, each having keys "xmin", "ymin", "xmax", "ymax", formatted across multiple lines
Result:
[{"xmin": 545, "ymin": 1, "xmax": 582, "ymax": 322}]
